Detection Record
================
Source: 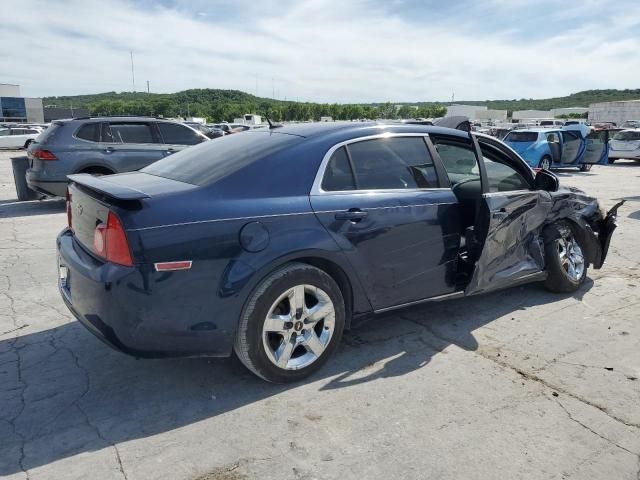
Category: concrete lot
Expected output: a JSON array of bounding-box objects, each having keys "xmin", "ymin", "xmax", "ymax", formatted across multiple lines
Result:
[{"xmin": 0, "ymin": 149, "xmax": 638, "ymax": 480}]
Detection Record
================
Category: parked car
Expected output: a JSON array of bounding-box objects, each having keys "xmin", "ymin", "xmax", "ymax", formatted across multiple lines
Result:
[
  {"xmin": 184, "ymin": 122, "xmax": 225, "ymax": 139},
  {"xmin": 0, "ymin": 126, "xmax": 42, "ymax": 149},
  {"xmin": 57, "ymin": 123, "xmax": 621, "ymax": 383},
  {"xmin": 25, "ymin": 117, "xmax": 209, "ymax": 198},
  {"xmin": 539, "ymin": 120, "xmax": 565, "ymax": 127},
  {"xmin": 608, "ymin": 129, "xmax": 640, "ymax": 163},
  {"xmin": 621, "ymin": 120, "xmax": 640, "ymax": 129},
  {"xmin": 503, "ymin": 125, "xmax": 609, "ymax": 171}
]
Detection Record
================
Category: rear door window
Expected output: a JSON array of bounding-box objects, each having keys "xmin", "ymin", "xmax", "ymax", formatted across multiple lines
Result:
[
  {"xmin": 157, "ymin": 122, "xmax": 205, "ymax": 145},
  {"xmin": 103, "ymin": 122, "xmax": 157, "ymax": 144},
  {"xmin": 347, "ymin": 136, "xmax": 438, "ymax": 190},
  {"xmin": 322, "ymin": 147, "xmax": 356, "ymax": 191},
  {"xmin": 75, "ymin": 123, "xmax": 101, "ymax": 142}
]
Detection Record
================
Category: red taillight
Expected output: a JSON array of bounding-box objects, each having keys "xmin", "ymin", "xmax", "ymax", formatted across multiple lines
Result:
[
  {"xmin": 33, "ymin": 148, "xmax": 57, "ymax": 161},
  {"xmin": 66, "ymin": 189, "xmax": 72, "ymax": 229},
  {"xmin": 92, "ymin": 211, "xmax": 133, "ymax": 266}
]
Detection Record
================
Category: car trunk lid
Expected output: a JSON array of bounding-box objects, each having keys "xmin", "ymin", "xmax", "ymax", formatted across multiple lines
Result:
[{"xmin": 67, "ymin": 172, "xmax": 197, "ymax": 256}]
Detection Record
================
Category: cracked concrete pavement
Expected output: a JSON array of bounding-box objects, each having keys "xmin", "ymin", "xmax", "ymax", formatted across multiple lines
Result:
[{"xmin": 0, "ymin": 150, "xmax": 639, "ymax": 479}]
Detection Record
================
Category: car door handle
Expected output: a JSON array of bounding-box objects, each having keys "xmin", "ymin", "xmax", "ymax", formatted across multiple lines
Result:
[
  {"xmin": 166, "ymin": 148, "xmax": 176, "ymax": 154},
  {"xmin": 104, "ymin": 147, "xmax": 115, "ymax": 153},
  {"xmin": 492, "ymin": 208, "xmax": 508, "ymax": 220},
  {"xmin": 335, "ymin": 209, "xmax": 368, "ymax": 222}
]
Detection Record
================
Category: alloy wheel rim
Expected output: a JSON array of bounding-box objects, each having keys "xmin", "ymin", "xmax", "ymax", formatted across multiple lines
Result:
[
  {"xmin": 557, "ymin": 234, "xmax": 584, "ymax": 282},
  {"xmin": 542, "ymin": 158, "xmax": 551, "ymax": 170},
  {"xmin": 262, "ymin": 284, "xmax": 335, "ymax": 370}
]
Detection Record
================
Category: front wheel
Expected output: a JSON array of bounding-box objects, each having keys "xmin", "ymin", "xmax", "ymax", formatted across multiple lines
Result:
[
  {"xmin": 608, "ymin": 158, "xmax": 616, "ymax": 164},
  {"xmin": 234, "ymin": 263, "xmax": 345, "ymax": 383},
  {"xmin": 543, "ymin": 222, "xmax": 587, "ymax": 293},
  {"xmin": 579, "ymin": 163, "xmax": 593, "ymax": 172},
  {"xmin": 539, "ymin": 156, "xmax": 551, "ymax": 170}
]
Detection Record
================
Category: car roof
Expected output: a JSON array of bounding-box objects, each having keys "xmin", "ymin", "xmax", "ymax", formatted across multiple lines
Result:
[
  {"xmin": 55, "ymin": 116, "xmax": 173, "ymax": 123},
  {"xmin": 261, "ymin": 121, "xmax": 470, "ymax": 140},
  {"xmin": 506, "ymin": 128, "xmax": 553, "ymax": 134}
]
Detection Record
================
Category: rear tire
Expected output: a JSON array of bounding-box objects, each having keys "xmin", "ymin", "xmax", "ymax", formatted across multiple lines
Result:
[
  {"xmin": 608, "ymin": 158, "xmax": 616, "ymax": 164},
  {"xmin": 543, "ymin": 222, "xmax": 587, "ymax": 293},
  {"xmin": 579, "ymin": 163, "xmax": 593, "ymax": 172},
  {"xmin": 539, "ymin": 156, "xmax": 552, "ymax": 170},
  {"xmin": 234, "ymin": 263, "xmax": 345, "ymax": 383}
]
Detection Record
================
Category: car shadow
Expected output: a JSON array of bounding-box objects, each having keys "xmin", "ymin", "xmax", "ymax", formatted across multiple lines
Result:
[
  {"xmin": 0, "ymin": 279, "xmax": 592, "ymax": 475},
  {"xmin": 0, "ymin": 198, "xmax": 65, "ymax": 218}
]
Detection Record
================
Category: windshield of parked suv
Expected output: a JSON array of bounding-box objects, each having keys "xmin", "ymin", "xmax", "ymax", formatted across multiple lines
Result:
[
  {"xmin": 142, "ymin": 131, "xmax": 304, "ymax": 185},
  {"xmin": 504, "ymin": 132, "xmax": 538, "ymax": 143},
  {"xmin": 613, "ymin": 130, "xmax": 640, "ymax": 141}
]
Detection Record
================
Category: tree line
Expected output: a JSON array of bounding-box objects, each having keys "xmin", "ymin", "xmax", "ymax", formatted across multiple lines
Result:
[{"xmin": 85, "ymin": 99, "xmax": 447, "ymax": 122}]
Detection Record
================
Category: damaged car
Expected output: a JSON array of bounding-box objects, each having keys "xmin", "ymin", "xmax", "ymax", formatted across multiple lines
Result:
[
  {"xmin": 56, "ymin": 123, "xmax": 622, "ymax": 383},
  {"xmin": 503, "ymin": 125, "xmax": 609, "ymax": 171}
]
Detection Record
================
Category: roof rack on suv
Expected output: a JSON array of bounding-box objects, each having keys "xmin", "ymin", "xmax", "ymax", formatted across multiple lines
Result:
[{"xmin": 67, "ymin": 115, "xmax": 162, "ymax": 121}]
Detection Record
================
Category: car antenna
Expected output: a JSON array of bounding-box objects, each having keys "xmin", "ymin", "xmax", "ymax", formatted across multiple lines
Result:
[{"xmin": 265, "ymin": 113, "xmax": 283, "ymax": 129}]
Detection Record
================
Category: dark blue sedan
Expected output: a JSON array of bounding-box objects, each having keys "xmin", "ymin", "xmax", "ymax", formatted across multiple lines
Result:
[{"xmin": 57, "ymin": 122, "xmax": 621, "ymax": 382}]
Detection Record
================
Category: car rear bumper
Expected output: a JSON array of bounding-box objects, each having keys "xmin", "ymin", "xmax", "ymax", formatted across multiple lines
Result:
[
  {"xmin": 26, "ymin": 170, "xmax": 67, "ymax": 197},
  {"xmin": 56, "ymin": 228, "xmax": 235, "ymax": 358}
]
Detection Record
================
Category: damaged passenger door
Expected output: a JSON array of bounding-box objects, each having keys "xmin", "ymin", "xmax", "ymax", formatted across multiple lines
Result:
[{"xmin": 465, "ymin": 137, "xmax": 553, "ymax": 295}]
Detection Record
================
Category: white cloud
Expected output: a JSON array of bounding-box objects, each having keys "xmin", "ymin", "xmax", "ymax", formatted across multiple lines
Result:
[{"xmin": 2, "ymin": 0, "xmax": 640, "ymax": 102}]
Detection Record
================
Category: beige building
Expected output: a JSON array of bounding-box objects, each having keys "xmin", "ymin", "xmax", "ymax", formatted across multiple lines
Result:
[{"xmin": 0, "ymin": 83, "xmax": 44, "ymax": 123}]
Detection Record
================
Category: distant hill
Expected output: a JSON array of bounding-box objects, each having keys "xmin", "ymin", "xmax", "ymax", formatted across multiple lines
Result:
[
  {"xmin": 43, "ymin": 89, "xmax": 260, "ymax": 109},
  {"xmin": 434, "ymin": 89, "xmax": 640, "ymax": 111},
  {"xmin": 42, "ymin": 88, "xmax": 640, "ymax": 122}
]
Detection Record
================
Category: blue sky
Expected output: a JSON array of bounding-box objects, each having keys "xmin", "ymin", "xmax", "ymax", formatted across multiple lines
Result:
[{"xmin": 3, "ymin": 0, "xmax": 640, "ymax": 102}]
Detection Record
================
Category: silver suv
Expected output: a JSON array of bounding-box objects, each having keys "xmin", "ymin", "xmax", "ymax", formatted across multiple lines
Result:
[{"xmin": 26, "ymin": 117, "xmax": 208, "ymax": 197}]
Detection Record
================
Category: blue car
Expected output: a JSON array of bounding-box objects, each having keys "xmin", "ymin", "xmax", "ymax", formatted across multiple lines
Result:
[
  {"xmin": 57, "ymin": 123, "xmax": 621, "ymax": 382},
  {"xmin": 504, "ymin": 125, "xmax": 609, "ymax": 171}
]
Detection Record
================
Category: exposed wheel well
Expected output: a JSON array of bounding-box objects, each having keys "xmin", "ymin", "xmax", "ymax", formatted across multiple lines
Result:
[
  {"xmin": 24, "ymin": 139, "xmax": 33, "ymax": 148},
  {"xmin": 293, "ymin": 257, "xmax": 354, "ymax": 329},
  {"xmin": 543, "ymin": 218, "xmax": 599, "ymax": 267},
  {"xmin": 78, "ymin": 166, "xmax": 115, "ymax": 175}
]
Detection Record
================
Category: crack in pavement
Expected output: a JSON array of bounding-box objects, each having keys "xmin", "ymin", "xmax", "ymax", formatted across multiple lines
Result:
[
  {"xmin": 59, "ymin": 339, "xmax": 129, "ymax": 480},
  {"xmin": 552, "ymin": 395, "xmax": 639, "ymax": 458},
  {"xmin": 7, "ymin": 338, "xmax": 30, "ymax": 480},
  {"xmin": 400, "ymin": 316, "xmax": 640, "ymax": 431}
]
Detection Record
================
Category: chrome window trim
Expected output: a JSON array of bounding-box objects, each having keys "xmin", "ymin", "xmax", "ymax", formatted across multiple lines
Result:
[
  {"xmin": 310, "ymin": 132, "xmax": 444, "ymax": 196},
  {"xmin": 482, "ymin": 190, "xmax": 536, "ymax": 198}
]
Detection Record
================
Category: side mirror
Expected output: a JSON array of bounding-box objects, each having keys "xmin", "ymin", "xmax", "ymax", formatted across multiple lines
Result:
[{"xmin": 534, "ymin": 169, "xmax": 559, "ymax": 192}]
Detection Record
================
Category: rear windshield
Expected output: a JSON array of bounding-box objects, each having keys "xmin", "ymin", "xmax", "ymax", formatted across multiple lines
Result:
[
  {"xmin": 613, "ymin": 130, "xmax": 640, "ymax": 141},
  {"xmin": 142, "ymin": 131, "xmax": 304, "ymax": 186},
  {"xmin": 505, "ymin": 132, "xmax": 538, "ymax": 143},
  {"xmin": 36, "ymin": 122, "xmax": 63, "ymax": 145}
]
